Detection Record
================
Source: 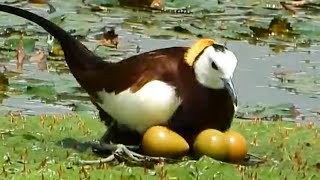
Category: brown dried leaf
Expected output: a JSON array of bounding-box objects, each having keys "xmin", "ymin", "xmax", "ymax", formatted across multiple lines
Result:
[
  {"xmin": 96, "ymin": 28, "xmax": 118, "ymax": 48},
  {"xmin": 119, "ymin": 0, "xmax": 164, "ymax": 10},
  {"xmin": 28, "ymin": 0, "xmax": 49, "ymax": 4},
  {"xmin": 150, "ymin": 0, "xmax": 165, "ymax": 10},
  {"xmin": 16, "ymin": 37, "xmax": 25, "ymax": 71},
  {"xmin": 29, "ymin": 48, "xmax": 47, "ymax": 71}
]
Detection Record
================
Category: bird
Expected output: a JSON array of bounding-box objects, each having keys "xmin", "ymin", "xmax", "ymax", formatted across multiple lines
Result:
[{"xmin": 0, "ymin": 4, "xmax": 238, "ymax": 153}]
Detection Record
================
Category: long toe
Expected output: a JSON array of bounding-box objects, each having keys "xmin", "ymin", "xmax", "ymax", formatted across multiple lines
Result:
[
  {"xmin": 92, "ymin": 142, "xmax": 140, "ymax": 157},
  {"xmin": 114, "ymin": 144, "xmax": 179, "ymax": 165},
  {"xmin": 80, "ymin": 143, "xmax": 178, "ymax": 166},
  {"xmin": 91, "ymin": 143, "xmax": 114, "ymax": 156}
]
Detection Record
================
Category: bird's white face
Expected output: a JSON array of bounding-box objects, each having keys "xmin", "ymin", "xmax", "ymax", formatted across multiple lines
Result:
[
  {"xmin": 193, "ymin": 44, "xmax": 237, "ymax": 89},
  {"xmin": 193, "ymin": 44, "xmax": 238, "ymax": 106}
]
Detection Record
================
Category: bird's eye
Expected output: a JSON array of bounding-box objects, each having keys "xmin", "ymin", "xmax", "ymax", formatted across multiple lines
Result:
[{"xmin": 211, "ymin": 62, "xmax": 218, "ymax": 70}]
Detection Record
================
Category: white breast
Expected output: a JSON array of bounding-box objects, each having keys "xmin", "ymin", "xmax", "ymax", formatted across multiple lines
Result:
[{"xmin": 96, "ymin": 80, "xmax": 181, "ymax": 134}]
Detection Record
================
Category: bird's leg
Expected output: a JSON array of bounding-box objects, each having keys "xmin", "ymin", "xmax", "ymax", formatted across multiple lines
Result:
[
  {"xmin": 90, "ymin": 104, "xmax": 137, "ymax": 154},
  {"xmin": 89, "ymin": 105, "xmax": 117, "ymax": 155},
  {"xmin": 91, "ymin": 121, "xmax": 119, "ymax": 155},
  {"xmin": 83, "ymin": 126, "xmax": 177, "ymax": 165},
  {"xmin": 78, "ymin": 144, "xmax": 179, "ymax": 165},
  {"xmin": 75, "ymin": 108, "xmax": 177, "ymax": 165},
  {"xmin": 80, "ymin": 105, "xmax": 180, "ymax": 165},
  {"xmin": 91, "ymin": 127, "xmax": 177, "ymax": 165},
  {"xmin": 92, "ymin": 120, "xmax": 142, "ymax": 155}
]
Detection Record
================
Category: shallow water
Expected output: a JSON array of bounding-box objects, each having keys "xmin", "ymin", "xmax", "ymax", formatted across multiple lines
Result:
[{"xmin": 1, "ymin": 38, "xmax": 319, "ymax": 119}]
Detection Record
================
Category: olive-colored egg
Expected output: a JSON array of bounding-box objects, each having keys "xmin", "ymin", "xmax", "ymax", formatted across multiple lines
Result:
[
  {"xmin": 193, "ymin": 129, "xmax": 228, "ymax": 161},
  {"xmin": 141, "ymin": 126, "xmax": 189, "ymax": 157},
  {"xmin": 225, "ymin": 130, "xmax": 248, "ymax": 163}
]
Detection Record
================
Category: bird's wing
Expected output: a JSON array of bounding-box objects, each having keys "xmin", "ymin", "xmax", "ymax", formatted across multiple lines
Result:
[{"xmin": 80, "ymin": 47, "xmax": 189, "ymax": 96}]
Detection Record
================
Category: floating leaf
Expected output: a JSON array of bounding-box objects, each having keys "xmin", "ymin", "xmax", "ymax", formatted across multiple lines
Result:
[
  {"xmin": 4, "ymin": 36, "xmax": 36, "ymax": 53},
  {"xmin": 118, "ymin": 0, "xmax": 164, "ymax": 10},
  {"xmin": 48, "ymin": 14, "xmax": 66, "ymax": 25},
  {"xmin": 28, "ymin": 0, "xmax": 49, "ymax": 4},
  {"xmin": 271, "ymin": 73, "xmax": 320, "ymax": 99},
  {"xmin": 85, "ymin": 0, "xmax": 119, "ymax": 6},
  {"xmin": 236, "ymin": 103, "xmax": 296, "ymax": 120},
  {"xmin": 29, "ymin": 48, "xmax": 48, "ymax": 71},
  {"xmin": 26, "ymin": 85, "xmax": 57, "ymax": 101},
  {"xmin": 95, "ymin": 28, "xmax": 118, "ymax": 48},
  {"xmin": 250, "ymin": 16, "xmax": 298, "ymax": 38}
]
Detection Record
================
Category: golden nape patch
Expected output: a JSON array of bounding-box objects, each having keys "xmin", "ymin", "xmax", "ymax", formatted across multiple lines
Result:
[{"xmin": 184, "ymin": 39, "xmax": 215, "ymax": 66}]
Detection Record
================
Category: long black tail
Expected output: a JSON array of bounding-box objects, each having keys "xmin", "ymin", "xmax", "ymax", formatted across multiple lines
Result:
[{"xmin": 0, "ymin": 4, "xmax": 99, "ymax": 68}]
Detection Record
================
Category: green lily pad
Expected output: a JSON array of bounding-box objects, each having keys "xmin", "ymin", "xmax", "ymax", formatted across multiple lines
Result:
[
  {"xmin": 272, "ymin": 72, "xmax": 320, "ymax": 99},
  {"xmin": 25, "ymin": 85, "xmax": 57, "ymax": 101},
  {"xmin": 85, "ymin": 0, "xmax": 119, "ymax": 6},
  {"xmin": 236, "ymin": 103, "xmax": 296, "ymax": 120},
  {"xmin": 3, "ymin": 36, "xmax": 36, "ymax": 53},
  {"xmin": 48, "ymin": 14, "xmax": 66, "ymax": 25}
]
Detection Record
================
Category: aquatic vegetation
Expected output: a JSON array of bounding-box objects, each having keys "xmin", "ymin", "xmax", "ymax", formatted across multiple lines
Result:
[{"xmin": 0, "ymin": 114, "xmax": 319, "ymax": 179}]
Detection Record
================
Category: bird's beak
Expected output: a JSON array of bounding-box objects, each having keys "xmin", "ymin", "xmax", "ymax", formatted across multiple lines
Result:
[{"xmin": 221, "ymin": 78, "xmax": 237, "ymax": 106}]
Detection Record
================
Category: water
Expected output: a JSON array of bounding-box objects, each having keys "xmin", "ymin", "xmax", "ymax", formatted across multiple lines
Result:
[{"xmin": 2, "ymin": 37, "xmax": 319, "ymax": 120}]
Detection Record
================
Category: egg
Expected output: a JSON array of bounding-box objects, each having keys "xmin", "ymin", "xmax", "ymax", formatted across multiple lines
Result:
[
  {"xmin": 225, "ymin": 130, "xmax": 248, "ymax": 163},
  {"xmin": 193, "ymin": 129, "xmax": 228, "ymax": 161},
  {"xmin": 141, "ymin": 126, "xmax": 189, "ymax": 157}
]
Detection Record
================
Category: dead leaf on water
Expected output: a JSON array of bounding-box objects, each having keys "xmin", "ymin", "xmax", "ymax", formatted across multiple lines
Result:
[
  {"xmin": 250, "ymin": 17, "xmax": 297, "ymax": 38},
  {"xmin": 119, "ymin": 0, "xmax": 164, "ymax": 10},
  {"xmin": 29, "ymin": 48, "xmax": 48, "ymax": 71},
  {"xmin": 95, "ymin": 28, "xmax": 118, "ymax": 48},
  {"xmin": 150, "ymin": 0, "xmax": 165, "ymax": 10},
  {"xmin": 28, "ymin": 0, "xmax": 49, "ymax": 4}
]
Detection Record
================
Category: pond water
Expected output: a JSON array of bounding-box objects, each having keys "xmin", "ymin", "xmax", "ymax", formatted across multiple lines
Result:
[{"xmin": 0, "ymin": 0, "xmax": 319, "ymax": 123}]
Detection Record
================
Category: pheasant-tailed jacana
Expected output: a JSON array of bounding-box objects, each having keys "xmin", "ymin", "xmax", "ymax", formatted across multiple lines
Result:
[{"xmin": 0, "ymin": 4, "xmax": 238, "ymax": 156}]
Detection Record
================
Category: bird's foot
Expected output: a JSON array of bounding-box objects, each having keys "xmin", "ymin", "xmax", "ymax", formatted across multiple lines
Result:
[
  {"xmin": 242, "ymin": 153, "xmax": 266, "ymax": 166},
  {"xmin": 74, "ymin": 143, "xmax": 179, "ymax": 166},
  {"xmin": 91, "ymin": 141, "xmax": 139, "ymax": 156}
]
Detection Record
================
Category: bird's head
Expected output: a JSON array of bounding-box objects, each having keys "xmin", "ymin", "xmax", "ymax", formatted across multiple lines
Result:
[{"xmin": 185, "ymin": 39, "xmax": 238, "ymax": 106}]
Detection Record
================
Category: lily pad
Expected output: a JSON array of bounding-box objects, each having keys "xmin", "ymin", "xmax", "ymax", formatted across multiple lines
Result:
[
  {"xmin": 25, "ymin": 85, "xmax": 57, "ymax": 101},
  {"xmin": 3, "ymin": 36, "xmax": 36, "ymax": 53},
  {"xmin": 236, "ymin": 103, "xmax": 297, "ymax": 120},
  {"xmin": 271, "ymin": 72, "xmax": 320, "ymax": 99}
]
